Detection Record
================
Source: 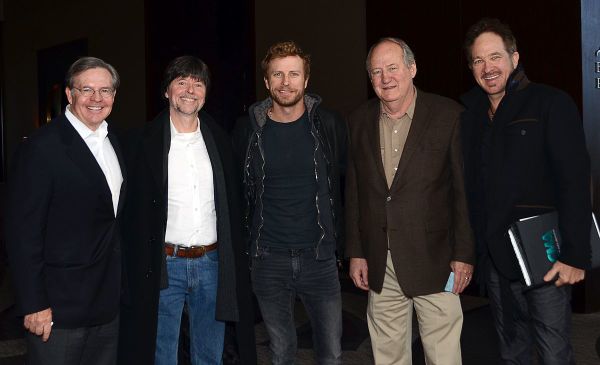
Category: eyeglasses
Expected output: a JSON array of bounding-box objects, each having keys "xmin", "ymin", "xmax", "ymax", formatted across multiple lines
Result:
[{"xmin": 71, "ymin": 87, "xmax": 115, "ymax": 98}]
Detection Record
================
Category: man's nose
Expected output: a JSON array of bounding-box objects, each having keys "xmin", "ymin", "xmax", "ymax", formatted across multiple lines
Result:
[
  {"xmin": 482, "ymin": 60, "xmax": 492, "ymax": 72},
  {"xmin": 381, "ymin": 70, "xmax": 391, "ymax": 83},
  {"xmin": 91, "ymin": 90, "xmax": 103, "ymax": 101}
]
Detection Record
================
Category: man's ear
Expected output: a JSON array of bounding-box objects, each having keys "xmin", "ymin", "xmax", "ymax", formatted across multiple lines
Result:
[
  {"xmin": 65, "ymin": 87, "xmax": 73, "ymax": 104},
  {"xmin": 410, "ymin": 63, "xmax": 417, "ymax": 79},
  {"xmin": 511, "ymin": 51, "xmax": 520, "ymax": 67}
]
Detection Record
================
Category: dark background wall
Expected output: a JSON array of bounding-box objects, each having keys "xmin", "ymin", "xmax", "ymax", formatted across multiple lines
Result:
[
  {"xmin": 365, "ymin": 0, "xmax": 582, "ymax": 106},
  {"xmin": 145, "ymin": 0, "xmax": 254, "ymax": 132},
  {"xmin": 1, "ymin": 0, "xmax": 146, "ymax": 170},
  {"xmin": 254, "ymin": 0, "xmax": 368, "ymax": 116}
]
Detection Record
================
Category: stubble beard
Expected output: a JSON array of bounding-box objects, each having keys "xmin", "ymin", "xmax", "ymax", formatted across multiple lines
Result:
[{"xmin": 270, "ymin": 88, "xmax": 304, "ymax": 108}]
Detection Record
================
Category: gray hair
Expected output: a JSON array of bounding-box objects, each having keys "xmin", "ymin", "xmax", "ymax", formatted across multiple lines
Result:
[
  {"xmin": 65, "ymin": 57, "xmax": 120, "ymax": 89},
  {"xmin": 366, "ymin": 37, "xmax": 416, "ymax": 72}
]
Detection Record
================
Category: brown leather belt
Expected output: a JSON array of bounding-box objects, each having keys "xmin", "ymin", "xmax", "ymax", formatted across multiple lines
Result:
[{"xmin": 165, "ymin": 242, "xmax": 218, "ymax": 258}]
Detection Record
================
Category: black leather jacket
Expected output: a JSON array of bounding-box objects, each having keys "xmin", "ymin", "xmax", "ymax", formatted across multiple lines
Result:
[{"xmin": 232, "ymin": 94, "xmax": 348, "ymax": 259}]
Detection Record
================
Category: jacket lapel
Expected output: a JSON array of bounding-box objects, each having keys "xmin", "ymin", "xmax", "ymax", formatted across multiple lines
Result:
[
  {"xmin": 392, "ymin": 91, "xmax": 432, "ymax": 189},
  {"xmin": 199, "ymin": 113, "xmax": 233, "ymax": 247},
  {"xmin": 108, "ymin": 131, "xmax": 127, "ymax": 216},
  {"xmin": 143, "ymin": 109, "xmax": 170, "ymax": 194},
  {"xmin": 58, "ymin": 115, "xmax": 113, "ymax": 208},
  {"xmin": 199, "ymin": 113, "xmax": 227, "ymax": 206},
  {"xmin": 364, "ymin": 100, "xmax": 388, "ymax": 185}
]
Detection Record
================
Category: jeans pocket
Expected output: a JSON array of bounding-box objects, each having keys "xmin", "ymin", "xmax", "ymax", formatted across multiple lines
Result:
[{"xmin": 205, "ymin": 249, "xmax": 219, "ymax": 262}]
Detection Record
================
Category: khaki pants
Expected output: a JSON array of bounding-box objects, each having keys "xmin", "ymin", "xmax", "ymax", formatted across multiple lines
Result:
[{"xmin": 367, "ymin": 252, "xmax": 463, "ymax": 365}]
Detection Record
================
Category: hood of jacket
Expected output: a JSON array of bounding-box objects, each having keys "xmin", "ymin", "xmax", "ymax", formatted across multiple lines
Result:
[{"xmin": 247, "ymin": 93, "xmax": 322, "ymax": 129}]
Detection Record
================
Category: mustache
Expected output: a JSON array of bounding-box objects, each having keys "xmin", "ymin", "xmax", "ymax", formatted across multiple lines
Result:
[{"xmin": 481, "ymin": 71, "xmax": 499, "ymax": 78}]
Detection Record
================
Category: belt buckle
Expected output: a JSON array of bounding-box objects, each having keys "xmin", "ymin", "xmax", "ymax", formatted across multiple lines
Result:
[
  {"xmin": 173, "ymin": 244, "xmax": 179, "ymax": 257},
  {"xmin": 198, "ymin": 245, "xmax": 206, "ymax": 257}
]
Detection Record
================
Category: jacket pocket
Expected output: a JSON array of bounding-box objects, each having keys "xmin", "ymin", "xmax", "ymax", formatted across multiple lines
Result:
[{"xmin": 506, "ymin": 118, "xmax": 539, "ymax": 126}]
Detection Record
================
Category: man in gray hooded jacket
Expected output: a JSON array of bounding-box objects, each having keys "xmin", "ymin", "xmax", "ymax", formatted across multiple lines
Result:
[{"xmin": 232, "ymin": 41, "xmax": 348, "ymax": 365}]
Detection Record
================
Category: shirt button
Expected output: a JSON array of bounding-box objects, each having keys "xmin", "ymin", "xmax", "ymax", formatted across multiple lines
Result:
[
  {"xmin": 394, "ymin": 167, "xmax": 398, "ymax": 171},
  {"xmin": 394, "ymin": 130, "xmax": 398, "ymax": 134},
  {"xmin": 394, "ymin": 148, "xmax": 398, "ymax": 152},
  {"xmin": 386, "ymin": 196, "xmax": 392, "ymax": 202}
]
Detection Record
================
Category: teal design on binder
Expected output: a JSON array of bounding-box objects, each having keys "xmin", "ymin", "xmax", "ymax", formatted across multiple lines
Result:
[{"xmin": 541, "ymin": 230, "xmax": 559, "ymax": 263}]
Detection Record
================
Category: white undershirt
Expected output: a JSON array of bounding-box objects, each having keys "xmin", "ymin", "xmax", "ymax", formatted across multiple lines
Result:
[
  {"xmin": 65, "ymin": 106, "xmax": 123, "ymax": 216},
  {"xmin": 164, "ymin": 118, "xmax": 217, "ymax": 247}
]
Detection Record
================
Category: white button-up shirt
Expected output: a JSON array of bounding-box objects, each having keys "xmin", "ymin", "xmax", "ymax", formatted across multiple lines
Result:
[
  {"xmin": 164, "ymin": 118, "xmax": 217, "ymax": 247},
  {"xmin": 65, "ymin": 106, "xmax": 123, "ymax": 216}
]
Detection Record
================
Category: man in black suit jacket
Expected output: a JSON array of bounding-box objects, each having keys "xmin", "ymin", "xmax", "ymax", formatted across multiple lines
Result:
[
  {"xmin": 117, "ymin": 56, "xmax": 256, "ymax": 365},
  {"xmin": 461, "ymin": 18, "xmax": 591, "ymax": 364},
  {"xmin": 5, "ymin": 57, "xmax": 125, "ymax": 365}
]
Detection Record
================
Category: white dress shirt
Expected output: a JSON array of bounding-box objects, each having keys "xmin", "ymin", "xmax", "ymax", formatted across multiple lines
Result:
[
  {"xmin": 164, "ymin": 118, "xmax": 217, "ymax": 247},
  {"xmin": 65, "ymin": 106, "xmax": 123, "ymax": 216}
]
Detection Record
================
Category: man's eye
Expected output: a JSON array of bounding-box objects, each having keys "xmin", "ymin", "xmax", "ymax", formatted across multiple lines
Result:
[
  {"xmin": 82, "ymin": 88, "xmax": 93, "ymax": 93},
  {"xmin": 389, "ymin": 66, "xmax": 398, "ymax": 72},
  {"xmin": 370, "ymin": 69, "xmax": 381, "ymax": 76}
]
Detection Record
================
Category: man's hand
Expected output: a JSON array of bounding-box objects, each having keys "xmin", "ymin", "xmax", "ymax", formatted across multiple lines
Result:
[
  {"xmin": 24, "ymin": 308, "xmax": 53, "ymax": 342},
  {"xmin": 349, "ymin": 258, "xmax": 369, "ymax": 291},
  {"xmin": 450, "ymin": 261, "xmax": 474, "ymax": 294},
  {"xmin": 543, "ymin": 261, "xmax": 585, "ymax": 287}
]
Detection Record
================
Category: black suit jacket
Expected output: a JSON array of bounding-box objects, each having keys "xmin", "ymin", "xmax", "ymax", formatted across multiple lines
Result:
[
  {"xmin": 5, "ymin": 114, "xmax": 126, "ymax": 328},
  {"xmin": 117, "ymin": 109, "xmax": 256, "ymax": 365}
]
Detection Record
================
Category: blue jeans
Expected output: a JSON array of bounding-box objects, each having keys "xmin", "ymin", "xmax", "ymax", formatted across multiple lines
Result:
[
  {"xmin": 251, "ymin": 247, "xmax": 342, "ymax": 365},
  {"xmin": 155, "ymin": 250, "xmax": 225, "ymax": 365},
  {"xmin": 487, "ymin": 263, "xmax": 574, "ymax": 365}
]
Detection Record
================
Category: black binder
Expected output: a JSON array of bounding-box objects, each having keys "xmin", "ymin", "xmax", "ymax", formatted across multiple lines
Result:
[{"xmin": 508, "ymin": 212, "xmax": 600, "ymax": 287}]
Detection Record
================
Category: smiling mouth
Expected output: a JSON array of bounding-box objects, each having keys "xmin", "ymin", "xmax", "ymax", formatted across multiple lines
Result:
[
  {"xmin": 482, "ymin": 72, "xmax": 500, "ymax": 81},
  {"xmin": 87, "ymin": 106, "xmax": 103, "ymax": 111}
]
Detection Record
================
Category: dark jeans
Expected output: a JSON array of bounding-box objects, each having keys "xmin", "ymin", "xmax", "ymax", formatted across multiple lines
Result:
[
  {"xmin": 251, "ymin": 247, "xmax": 342, "ymax": 365},
  {"xmin": 26, "ymin": 314, "xmax": 119, "ymax": 365},
  {"xmin": 486, "ymin": 264, "xmax": 574, "ymax": 365}
]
